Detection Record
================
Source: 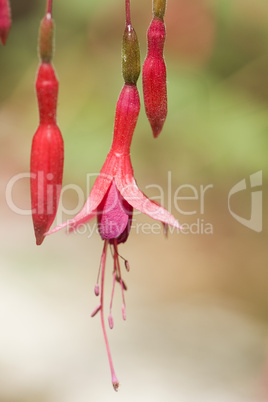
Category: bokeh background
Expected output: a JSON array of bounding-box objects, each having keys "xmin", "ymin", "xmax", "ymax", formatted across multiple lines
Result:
[{"xmin": 1, "ymin": 0, "xmax": 268, "ymax": 401}]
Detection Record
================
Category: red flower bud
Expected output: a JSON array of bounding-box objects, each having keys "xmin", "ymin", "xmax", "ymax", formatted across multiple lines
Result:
[
  {"xmin": 30, "ymin": 63, "xmax": 64, "ymax": 245},
  {"xmin": 142, "ymin": 17, "xmax": 167, "ymax": 138},
  {"xmin": 0, "ymin": 0, "xmax": 11, "ymax": 45}
]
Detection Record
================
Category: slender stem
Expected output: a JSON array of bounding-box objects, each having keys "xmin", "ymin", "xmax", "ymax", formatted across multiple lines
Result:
[
  {"xmin": 125, "ymin": 0, "xmax": 131, "ymax": 26},
  {"xmin": 109, "ymin": 270, "xmax": 116, "ymax": 315},
  {"xmin": 46, "ymin": 0, "xmax": 53, "ymax": 16},
  {"xmin": 100, "ymin": 240, "xmax": 119, "ymax": 391},
  {"xmin": 114, "ymin": 240, "xmax": 126, "ymax": 319}
]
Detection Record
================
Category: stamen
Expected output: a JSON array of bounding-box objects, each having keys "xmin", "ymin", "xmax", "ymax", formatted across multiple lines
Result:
[
  {"xmin": 114, "ymin": 240, "xmax": 127, "ymax": 321},
  {"xmin": 122, "ymin": 304, "xmax": 126, "ymax": 321},
  {"xmin": 119, "ymin": 278, "xmax": 126, "ymax": 320},
  {"xmin": 116, "ymin": 275, "xmax": 127, "ymax": 291},
  {"xmin": 163, "ymin": 222, "xmax": 168, "ymax": 238},
  {"xmin": 91, "ymin": 304, "xmax": 101, "ymax": 317},
  {"xmin": 99, "ymin": 240, "xmax": 119, "ymax": 390},
  {"xmin": 113, "ymin": 244, "xmax": 130, "ymax": 272},
  {"xmin": 108, "ymin": 313, "xmax": 114, "ymax": 329},
  {"xmin": 125, "ymin": 260, "xmax": 130, "ymax": 272},
  {"xmin": 94, "ymin": 284, "xmax": 100, "ymax": 296},
  {"xmin": 94, "ymin": 258, "xmax": 102, "ymax": 296},
  {"xmin": 108, "ymin": 271, "xmax": 117, "ymax": 330}
]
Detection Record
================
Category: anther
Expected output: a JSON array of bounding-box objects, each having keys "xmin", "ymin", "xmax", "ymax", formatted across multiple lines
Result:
[
  {"xmin": 108, "ymin": 313, "xmax": 114, "ymax": 329},
  {"xmin": 94, "ymin": 284, "xmax": 100, "ymax": 296},
  {"xmin": 125, "ymin": 260, "xmax": 130, "ymax": 271},
  {"xmin": 91, "ymin": 304, "xmax": 101, "ymax": 317}
]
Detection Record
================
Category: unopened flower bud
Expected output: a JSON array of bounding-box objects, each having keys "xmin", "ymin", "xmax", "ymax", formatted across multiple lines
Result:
[
  {"xmin": 31, "ymin": 63, "xmax": 64, "ymax": 245},
  {"xmin": 142, "ymin": 17, "xmax": 167, "ymax": 138},
  {"xmin": 0, "ymin": 0, "xmax": 11, "ymax": 45},
  {"xmin": 122, "ymin": 24, "xmax": 140, "ymax": 85}
]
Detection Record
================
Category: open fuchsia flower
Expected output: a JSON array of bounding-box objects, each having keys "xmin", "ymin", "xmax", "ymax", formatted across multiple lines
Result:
[
  {"xmin": 47, "ymin": 77, "xmax": 180, "ymax": 393},
  {"xmin": 142, "ymin": 0, "xmax": 167, "ymax": 138},
  {"xmin": 0, "ymin": 0, "xmax": 11, "ymax": 45},
  {"xmin": 45, "ymin": 0, "xmax": 180, "ymax": 392}
]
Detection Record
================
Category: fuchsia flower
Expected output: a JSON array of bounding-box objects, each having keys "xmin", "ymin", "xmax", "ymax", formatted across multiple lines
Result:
[
  {"xmin": 0, "ymin": 0, "xmax": 11, "ymax": 45},
  {"xmin": 47, "ymin": 83, "xmax": 180, "ymax": 390},
  {"xmin": 142, "ymin": 0, "xmax": 167, "ymax": 138},
  {"xmin": 46, "ymin": 0, "xmax": 180, "ymax": 391},
  {"xmin": 31, "ymin": 12, "xmax": 64, "ymax": 245},
  {"xmin": 31, "ymin": 63, "xmax": 64, "ymax": 245},
  {"xmin": 48, "ymin": 85, "xmax": 179, "ymax": 236}
]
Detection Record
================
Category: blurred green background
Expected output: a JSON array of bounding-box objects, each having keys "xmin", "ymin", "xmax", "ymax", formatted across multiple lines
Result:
[{"xmin": 1, "ymin": 0, "xmax": 268, "ymax": 401}]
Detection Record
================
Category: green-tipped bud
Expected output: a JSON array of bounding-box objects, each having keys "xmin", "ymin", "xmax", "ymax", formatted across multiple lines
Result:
[
  {"xmin": 122, "ymin": 24, "xmax": 140, "ymax": 85},
  {"xmin": 39, "ymin": 13, "xmax": 54, "ymax": 63},
  {"xmin": 153, "ymin": 0, "xmax": 167, "ymax": 20}
]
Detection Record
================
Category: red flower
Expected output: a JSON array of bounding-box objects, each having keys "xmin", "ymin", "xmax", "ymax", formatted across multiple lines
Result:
[
  {"xmin": 143, "ymin": 16, "xmax": 167, "ymax": 138},
  {"xmin": 30, "ymin": 12, "xmax": 64, "ymax": 245},
  {"xmin": 31, "ymin": 63, "xmax": 64, "ymax": 245},
  {"xmin": 46, "ymin": 83, "xmax": 180, "ymax": 390},
  {"xmin": 47, "ymin": 84, "xmax": 179, "ymax": 235},
  {"xmin": 0, "ymin": 0, "xmax": 11, "ymax": 45}
]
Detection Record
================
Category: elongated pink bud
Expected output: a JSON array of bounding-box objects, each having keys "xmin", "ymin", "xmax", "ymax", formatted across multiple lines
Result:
[
  {"xmin": 30, "ymin": 63, "xmax": 64, "ymax": 245},
  {"xmin": 143, "ymin": 16, "xmax": 167, "ymax": 138},
  {"xmin": 0, "ymin": 0, "xmax": 11, "ymax": 45}
]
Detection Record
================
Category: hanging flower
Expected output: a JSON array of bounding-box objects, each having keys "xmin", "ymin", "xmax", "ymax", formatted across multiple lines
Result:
[
  {"xmin": 30, "ymin": 9, "xmax": 64, "ymax": 245},
  {"xmin": 142, "ymin": 0, "xmax": 167, "ymax": 138},
  {"xmin": 46, "ymin": 0, "xmax": 180, "ymax": 391},
  {"xmin": 46, "ymin": 83, "xmax": 180, "ymax": 390}
]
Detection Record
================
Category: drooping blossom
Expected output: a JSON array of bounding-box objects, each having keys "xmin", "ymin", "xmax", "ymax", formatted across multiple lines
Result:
[
  {"xmin": 142, "ymin": 0, "xmax": 167, "ymax": 137},
  {"xmin": 0, "ymin": 0, "xmax": 11, "ymax": 45},
  {"xmin": 47, "ymin": 83, "xmax": 180, "ymax": 389},
  {"xmin": 46, "ymin": 0, "xmax": 180, "ymax": 391},
  {"xmin": 30, "ymin": 8, "xmax": 64, "ymax": 245}
]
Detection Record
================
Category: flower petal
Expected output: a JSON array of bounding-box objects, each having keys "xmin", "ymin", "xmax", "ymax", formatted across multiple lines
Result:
[
  {"xmin": 115, "ymin": 156, "xmax": 181, "ymax": 229},
  {"xmin": 46, "ymin": 156, "xmax": 116, "ymax": 235}
]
